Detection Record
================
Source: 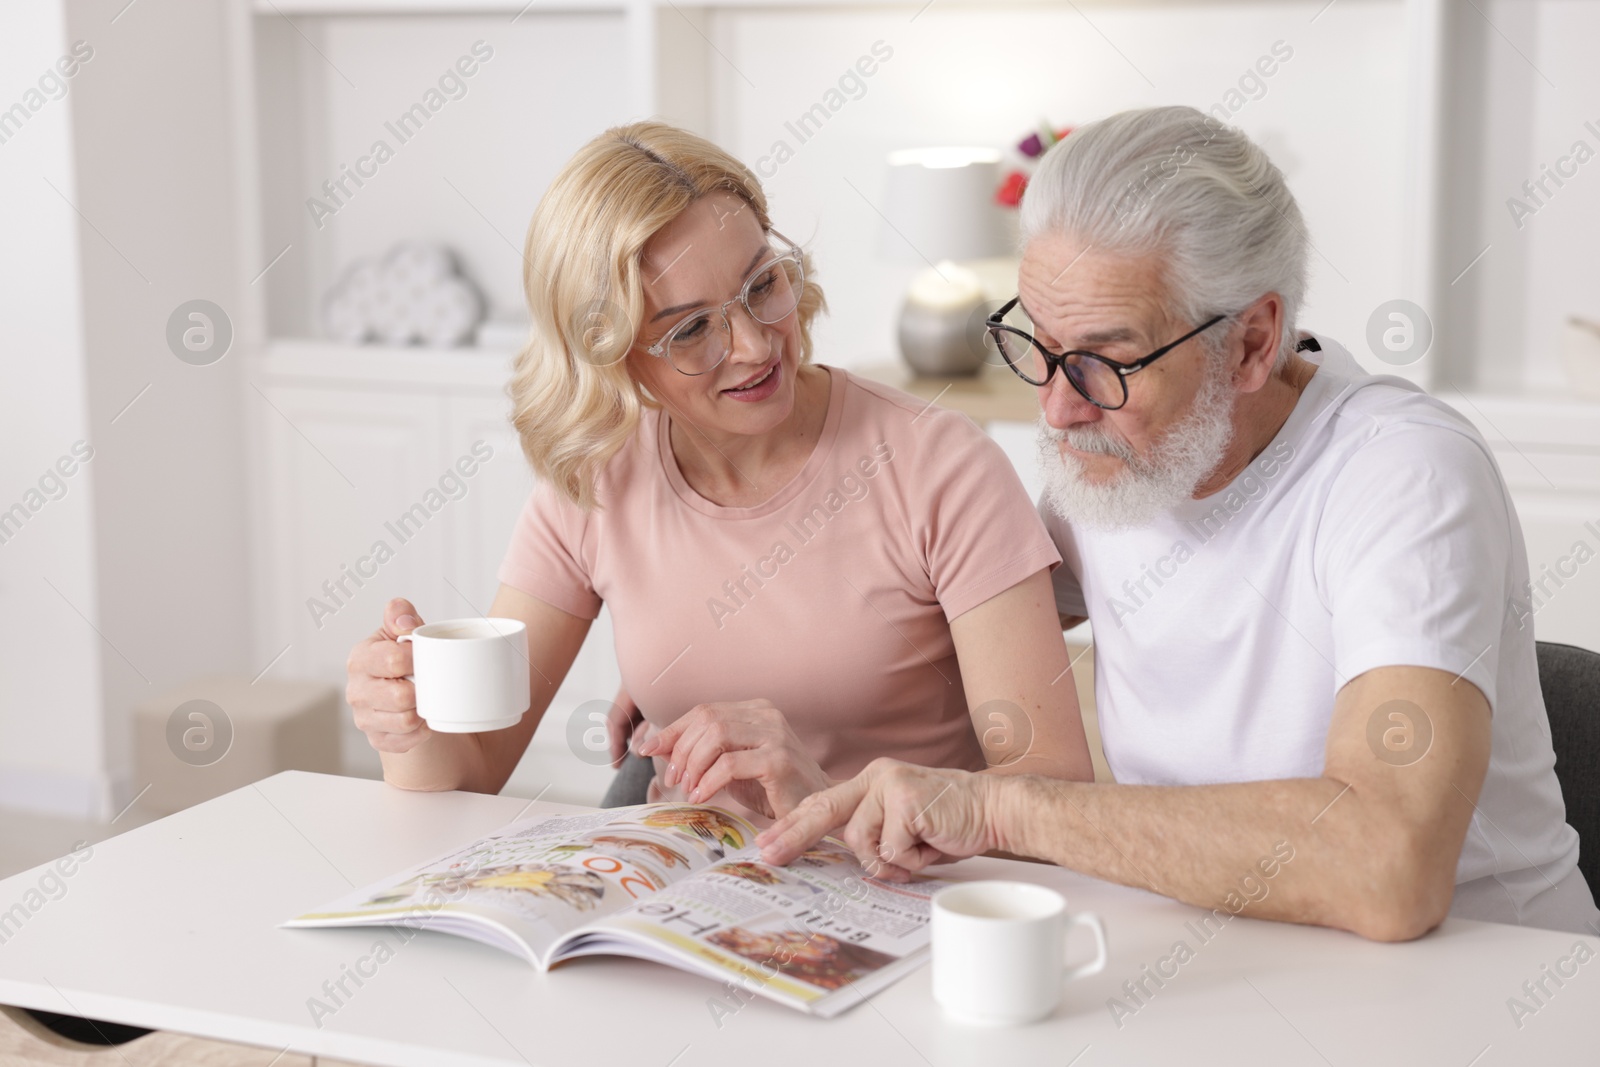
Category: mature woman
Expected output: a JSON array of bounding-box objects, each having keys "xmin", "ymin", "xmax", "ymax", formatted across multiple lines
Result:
[{"xmin": 345, "ymin": 122, "xmax": 1092, "ymax": 819}]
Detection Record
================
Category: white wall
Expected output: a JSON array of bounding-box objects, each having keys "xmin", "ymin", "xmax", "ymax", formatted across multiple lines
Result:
[
  {"xmin": 1441, "ymin": 0, "xmax": 1600, "ymax": 392},
  {"xmin": 0, "ymin": 0, "xmax": 254, "ymax": 819},
  {"xmin": 256, "ymin": 11, "xmax": 635, "ymax": 337},
  {"xmin": 705, "ymin": 0, "xmax": 1410, "ymax": 374},
  {"xmin": 0, "ymin": 1, "xmax": 108, "ymax": 818},
  {"xmin": 1519, "ymin": 0, "xmax": 1600, "ymax": 391}
]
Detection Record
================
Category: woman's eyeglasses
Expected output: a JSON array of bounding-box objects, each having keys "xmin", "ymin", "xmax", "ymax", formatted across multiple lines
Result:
[{"xmin": 644, "ymin": 232, "xmax": 805, "ymax": 376}]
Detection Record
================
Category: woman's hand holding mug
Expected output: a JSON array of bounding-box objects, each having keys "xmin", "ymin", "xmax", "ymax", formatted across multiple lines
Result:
[
  {"xmin": 348, "ymin": 597, "xmax": 531, "ymax": 750},
  {"xmin": 347, "ymin": 598, "xmax": 431, "ymax": 753}
]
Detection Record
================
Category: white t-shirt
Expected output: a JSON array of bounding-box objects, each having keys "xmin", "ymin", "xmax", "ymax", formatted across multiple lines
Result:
[{"xmin": 1042, "ymin": 333, "xmax": 1596, "ymax": 933}]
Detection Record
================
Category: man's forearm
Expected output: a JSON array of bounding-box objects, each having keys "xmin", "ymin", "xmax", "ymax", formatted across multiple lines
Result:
[{"xmin": 990, "ymin": 774, "xmax": 1459, "ymax": 941}]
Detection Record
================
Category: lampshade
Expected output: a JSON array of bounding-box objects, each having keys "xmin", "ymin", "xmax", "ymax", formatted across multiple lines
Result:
[{"xmin": 878, "ymin": 147, "xmax": 1009, "ymax": 263}]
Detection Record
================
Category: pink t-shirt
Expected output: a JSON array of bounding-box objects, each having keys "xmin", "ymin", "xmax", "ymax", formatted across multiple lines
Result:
[{"xmin": 497, "ymin": 366, "xmax": 1059, "ymax": 811}]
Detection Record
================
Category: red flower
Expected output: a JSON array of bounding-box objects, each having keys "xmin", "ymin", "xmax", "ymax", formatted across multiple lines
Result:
[{"xmin": 996, "ymin": 170, "xmax": 1029, "ymax": 207}]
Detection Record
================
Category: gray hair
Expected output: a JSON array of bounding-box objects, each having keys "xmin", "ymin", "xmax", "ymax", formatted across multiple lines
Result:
[{"xmin": 1018, "ymin": 105, "xmax": 1308, "ymax": 368}]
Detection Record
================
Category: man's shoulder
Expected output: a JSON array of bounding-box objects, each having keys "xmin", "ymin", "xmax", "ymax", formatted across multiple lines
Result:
[
  {"xmin": 1293, "ymin": 342, "xmax": 1498, "ymax": 485},
  {"xmin": 1304, "ymin": 372, "xmax": 1514, "ymax": 555},
  {"xmin": 1323, "ymin": 379, "xmax": 1499, "ymax": 480}
]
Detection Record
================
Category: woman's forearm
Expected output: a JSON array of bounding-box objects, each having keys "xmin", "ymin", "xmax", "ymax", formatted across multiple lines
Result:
[
  {"xmin": 978, "ymin": 752, "xmax": 1094, "ymax": 783},
  {"xmin": 379, "ymin": 732, "xmax": 495, "ymax": 793},
  {"xmin": 950, "ymin": 571, "xmax": 1097, "ymax": 787}
]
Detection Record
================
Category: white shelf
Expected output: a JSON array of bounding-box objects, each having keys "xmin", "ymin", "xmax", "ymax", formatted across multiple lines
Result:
[
  {"xmin": 253, "ymin": 337, "xmax": 518, "ymax": 391},
  {"xmin": 255, "ymin": 0, "xmax": 627, "ymax": 12},
  {"xmin": 1432, "ymin": 386, "xmax": 1600, "ymax": 509},
  {"xmin": 1444, "ymin": 389, "xmax": 1600, "ymax": 452},
  {"xmin": 254, "ymin": 0, "xmax": 985, "ymax": 11}
]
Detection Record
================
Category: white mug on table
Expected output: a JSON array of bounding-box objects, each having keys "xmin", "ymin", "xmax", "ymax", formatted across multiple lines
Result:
[
  {"xmin": 398, "ymin": 618, "xmax": 530, "ymax": 733},
  {"xmin": 932, "ymin": 880, "xmax": 1109, "ymax": 1026}
]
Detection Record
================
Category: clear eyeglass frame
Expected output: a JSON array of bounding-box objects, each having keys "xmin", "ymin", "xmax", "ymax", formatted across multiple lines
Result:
[{"xmin": 643, "ymin": 230, "xmax": 805, "ymax": 376}]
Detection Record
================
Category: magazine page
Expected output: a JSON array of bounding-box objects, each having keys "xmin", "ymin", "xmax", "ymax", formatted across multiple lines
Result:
[
  {"xmin": 283, "ymin": 804, "xmax": 760, "ymax": 968},
  {"xmin": 563, "ymin": 837, "xmax": 949, "ymax": 1016}
]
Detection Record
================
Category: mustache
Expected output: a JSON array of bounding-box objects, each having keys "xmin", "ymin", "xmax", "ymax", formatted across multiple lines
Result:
[{"xmin": 1042, "ymin": 421, "xmax": 1138, "ymax": 462}]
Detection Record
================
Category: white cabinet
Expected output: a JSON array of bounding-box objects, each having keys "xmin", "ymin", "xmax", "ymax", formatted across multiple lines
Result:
[
  {"xmin": 1511, "ymin": 488, "xmax": 1600, "ymax": 652},
  {"xmin": 1451, "ymin": 394, "xmax": 1600, "ymax": 654},
  {"xmin": 439, "ymin": 391, "xmax": 625, "ymax": 802},
  {"xmin": 248, "ymin": 343, "xmax": 621, "ymax": 800},
  {"xmin": 253, "ymin": 383, "xmax": 444, "ymax": 667},
  {"xmin": 439, "ymin": 393, "xmax": 533, "ymax": 615}
]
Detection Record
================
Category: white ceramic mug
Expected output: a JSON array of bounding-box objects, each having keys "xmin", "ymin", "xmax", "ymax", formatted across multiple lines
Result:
[
  {"xmin": 931, "ymin": 880, "xmax": 1108, "ymax": 1026},
  {"xmin": 397, "ymin": 618, "xmax": 530, "ymax": 733}
]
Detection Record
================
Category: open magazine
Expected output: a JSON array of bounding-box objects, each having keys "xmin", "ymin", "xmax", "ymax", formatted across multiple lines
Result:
[{"xmin": 282, "ymin": 803, "xmax": 945, "ymax": 1017}]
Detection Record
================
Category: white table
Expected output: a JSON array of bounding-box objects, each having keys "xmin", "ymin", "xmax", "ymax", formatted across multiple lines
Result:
[{"xmin": 1, "ymin": 771, "xmax": 1594, "ymax": 1066}]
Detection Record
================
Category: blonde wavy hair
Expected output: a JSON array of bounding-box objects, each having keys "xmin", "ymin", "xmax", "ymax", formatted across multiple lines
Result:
[{"xmin": 508, "ymin": 121, "xmax": 827, "ymax": 509}]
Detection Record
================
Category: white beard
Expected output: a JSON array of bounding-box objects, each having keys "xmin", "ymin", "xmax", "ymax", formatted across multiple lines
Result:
[{"xmin": 1037, "ymin": 359, "xmax": 1236, "ymax": 531}]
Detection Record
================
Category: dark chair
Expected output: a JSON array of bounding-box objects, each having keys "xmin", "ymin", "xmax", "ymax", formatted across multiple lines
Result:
[
  {"xmin": 600, "ymin": 750, "xmax": 655, "ymax": 808},
  {"xmin": 1536, "ymin": 641, "xmax": 1600, "ymax": 898}
]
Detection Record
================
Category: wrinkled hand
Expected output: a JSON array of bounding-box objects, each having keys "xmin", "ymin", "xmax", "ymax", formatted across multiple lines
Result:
[
  {"xmin": 346, "ymin": 598, "xmax": 432, "ymax": 754},
  {"xmin": 638, "ymin": 699, "xmax": 830, "ymax": 819},
  {"xmin": 756, "ymin": 759, "xmax": 1001, "ymax": 880}
]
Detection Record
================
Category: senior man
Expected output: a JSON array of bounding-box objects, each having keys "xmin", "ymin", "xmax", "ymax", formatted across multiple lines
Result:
[{"xmin": 759, "ymin": 105, "xmax": 1598, "ymax": 940}]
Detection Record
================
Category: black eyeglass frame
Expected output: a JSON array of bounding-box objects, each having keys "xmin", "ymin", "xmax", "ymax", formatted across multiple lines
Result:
[{"xmin": 985, "ymin": 296, "xmax": 1228, "ymax": 411}]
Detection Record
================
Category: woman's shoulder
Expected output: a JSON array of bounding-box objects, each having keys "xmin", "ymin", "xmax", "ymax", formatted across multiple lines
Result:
[
  {"xmin": 586, "ymin": 403, "xmax": 665, "ymax": 506},
  {"xmin": 833, "ymin": 366, "xmax": 1007, "ymax": 460},
  {"xmin": 514, "ymin": 408, "xmax": 661, "ymax": 531}
]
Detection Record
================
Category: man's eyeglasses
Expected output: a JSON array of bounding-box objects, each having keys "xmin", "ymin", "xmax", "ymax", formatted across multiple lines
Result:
[
  {"xmin": 985, "ymin": 296, "xmax": 1227, "ymax": 410},
  {"xmin": 644, "ymin": 232, "xmax": 805, "ymax": 376}
]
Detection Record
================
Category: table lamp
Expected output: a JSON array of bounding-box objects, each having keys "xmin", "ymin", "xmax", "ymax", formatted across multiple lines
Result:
[{"xmin": 879, "ymin": 147, "xmax": 1010, "ymax": 376}]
